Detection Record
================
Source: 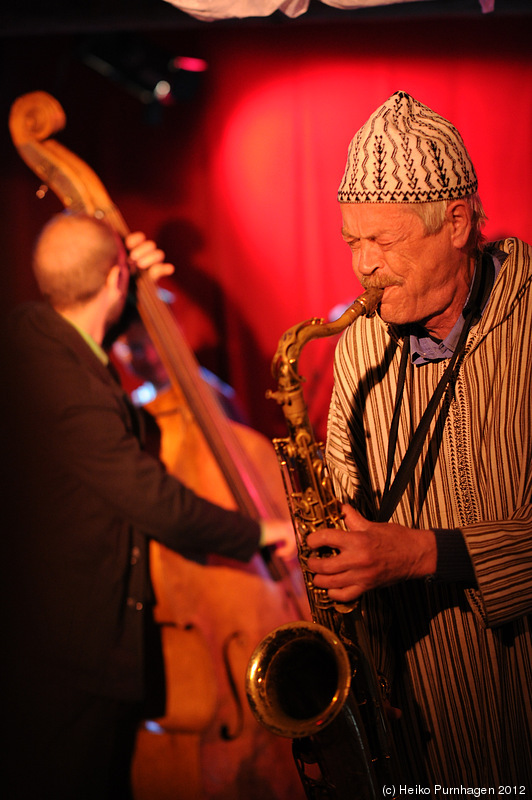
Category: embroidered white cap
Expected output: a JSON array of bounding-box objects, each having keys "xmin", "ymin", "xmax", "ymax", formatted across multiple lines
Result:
[{"xmin": 338, "ymin": 91, "xmax": 478, "ymax": 204}]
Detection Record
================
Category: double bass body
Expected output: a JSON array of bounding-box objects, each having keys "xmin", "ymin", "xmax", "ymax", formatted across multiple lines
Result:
[{"xmin": 132, "ymin": 382, "xmax": 308, "ymax": 800}]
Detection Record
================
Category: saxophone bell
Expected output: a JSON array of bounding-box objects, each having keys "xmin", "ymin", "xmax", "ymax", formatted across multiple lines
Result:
[
  {"xmin": 245, "ymin": 287, "xmax": 395, "ymax": 799},
  {"xmin": 245, "ymin": 621, "xmax": 352, "ymax": 739}
]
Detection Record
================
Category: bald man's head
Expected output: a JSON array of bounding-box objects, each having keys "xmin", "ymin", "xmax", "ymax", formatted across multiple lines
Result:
[{"xmin": 33, "ymin": 213, "xmax": 124, "ymax": 310}]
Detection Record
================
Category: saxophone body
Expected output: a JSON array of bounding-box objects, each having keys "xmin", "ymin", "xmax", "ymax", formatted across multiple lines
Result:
[{"xmin": 245, "ymin": 287, "xmax": 396, "ymax": 799}]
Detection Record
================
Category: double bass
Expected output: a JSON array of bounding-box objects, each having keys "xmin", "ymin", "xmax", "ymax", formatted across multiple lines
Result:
[{"xmin": 9, "ymin": 91, "xmax": 308, "ymax": 800}]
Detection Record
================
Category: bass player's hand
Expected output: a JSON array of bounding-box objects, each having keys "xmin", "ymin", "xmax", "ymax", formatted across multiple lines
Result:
[
  {"xmin": 126, "ymin": 231, "xmax": 175, "ymax": 283},
  {"xmin": 259, "ymin": 519, "xmax": 298, "ymax": 562}
]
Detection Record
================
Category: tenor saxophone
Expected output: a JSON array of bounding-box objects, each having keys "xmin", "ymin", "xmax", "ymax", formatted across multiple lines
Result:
[{"xmin": 245, "ymin": 287, "xmax": 396, "ymax": 799}]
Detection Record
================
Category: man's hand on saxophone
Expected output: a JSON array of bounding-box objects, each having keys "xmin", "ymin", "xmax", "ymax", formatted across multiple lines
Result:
[{"xmin": 306, "ymin": 504, "xmax": 437, "ymax": 603}]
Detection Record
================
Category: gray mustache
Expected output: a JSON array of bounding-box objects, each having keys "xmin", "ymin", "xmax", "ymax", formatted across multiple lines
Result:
[{"xmin": 360, "ymin": 277, "xmax": 402, "ymax": 290}]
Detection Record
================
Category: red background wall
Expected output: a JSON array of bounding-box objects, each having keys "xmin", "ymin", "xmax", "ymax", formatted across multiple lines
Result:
[{"xmin": 2, "ymin": 12, "xmax": 531, "ymax": 440}]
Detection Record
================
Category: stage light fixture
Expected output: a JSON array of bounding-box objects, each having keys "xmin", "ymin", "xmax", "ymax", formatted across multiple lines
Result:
[{"xmin": 79, "ymin": 33, "xmax": 208, "ymax": 106}]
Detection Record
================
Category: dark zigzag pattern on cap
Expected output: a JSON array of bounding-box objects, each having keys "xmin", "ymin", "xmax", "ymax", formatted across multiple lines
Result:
[{"xmin": 407, "ymin": 104, "xmax": 472, "ymax": 191}]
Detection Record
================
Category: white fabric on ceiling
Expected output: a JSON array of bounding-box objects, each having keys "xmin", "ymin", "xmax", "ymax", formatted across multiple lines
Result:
[{"xmin": 162, "ymin": 0, "xmax": 494, "ymax": 23}]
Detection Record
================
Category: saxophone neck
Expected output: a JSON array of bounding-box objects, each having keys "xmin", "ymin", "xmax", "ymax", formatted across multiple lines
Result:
[{"xmin": 267, "ymin": 287, "xmax": 383, "ymax": 430}]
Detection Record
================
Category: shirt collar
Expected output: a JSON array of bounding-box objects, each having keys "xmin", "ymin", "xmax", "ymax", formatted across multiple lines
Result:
[{"xmin": 66, "ymin": 318, "xmax": 109, "ymax": 366}]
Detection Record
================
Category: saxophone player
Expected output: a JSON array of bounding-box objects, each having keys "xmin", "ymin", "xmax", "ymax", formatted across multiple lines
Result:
[{"xmin": 308, "ymin": 92, "xmax": 532, "ymax": 789}]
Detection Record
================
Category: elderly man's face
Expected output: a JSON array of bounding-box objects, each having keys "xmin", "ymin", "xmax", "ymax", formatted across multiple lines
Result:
[{"xmin": 340, "ymin": 202, "xmax": 471, "ymax": 339}]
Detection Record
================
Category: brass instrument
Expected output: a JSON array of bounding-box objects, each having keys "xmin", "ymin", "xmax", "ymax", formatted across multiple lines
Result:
[{"xmin": 245, "ymin": 287, "xmax": 396, "ymax": 799}]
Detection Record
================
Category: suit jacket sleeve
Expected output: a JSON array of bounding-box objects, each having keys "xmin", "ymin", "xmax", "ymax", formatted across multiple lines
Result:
[{"xmin": 5, "ymin": 303, "xmax": 261, "ymax": 563}]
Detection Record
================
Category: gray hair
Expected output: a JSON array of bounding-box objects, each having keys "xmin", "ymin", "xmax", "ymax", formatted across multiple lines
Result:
[{"xmin": 411, "ymin": 193, "xmax": 487, "ymax": 250}]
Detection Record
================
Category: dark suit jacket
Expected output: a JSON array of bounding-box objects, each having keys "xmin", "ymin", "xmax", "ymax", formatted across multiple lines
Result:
[{"xmin": 2, "ymin": 302, "xmax": 260, "ymax": 701}]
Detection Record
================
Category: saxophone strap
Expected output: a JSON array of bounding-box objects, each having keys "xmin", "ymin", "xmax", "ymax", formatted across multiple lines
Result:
[{"xmin": 377, "ymin": 252, "xmax": 494, "ymax": 524}]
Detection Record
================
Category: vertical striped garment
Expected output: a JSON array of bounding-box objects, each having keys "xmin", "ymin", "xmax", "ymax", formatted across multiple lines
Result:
[{"xmin": 326, "ymin": 238, "xmax": 532, "ymax": 789}]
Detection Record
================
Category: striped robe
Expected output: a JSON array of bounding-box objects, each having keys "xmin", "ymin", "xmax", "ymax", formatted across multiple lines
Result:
[{"xmin": 326, "ymin": 238, "xmax": 532, "ymax": 789}]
